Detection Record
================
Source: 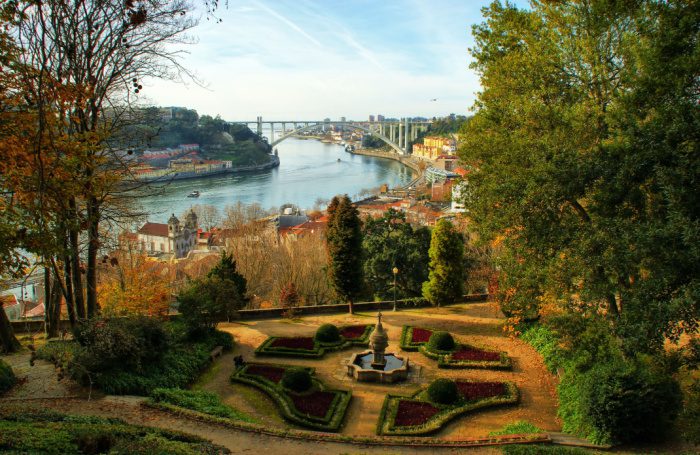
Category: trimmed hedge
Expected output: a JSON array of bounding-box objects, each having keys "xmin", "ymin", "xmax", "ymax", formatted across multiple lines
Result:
[
  {"xmin": 377, "ymin": 379, "xmax": 519, "ymax": 436},
  {"xmin": 281, "ymin": 368, "xmax": 312, "ymax": 392},
  {"xmin": 231, "ymin": 362, "xmax": 351, "ymax": 432},
  {"xmin": 428, "ymin": 332, "xmax": 455, "ymax": 351},
  {"xmin": 400, "ymin": 325, "xmax": 512, "ymax": 370},
  {"xmin": 0, "ymin": 359, "xmax": 16, "ymax": 395},
  {"xmin": 315, "ymin": 324, "xmax": 340, "ymax": 343},
  {"xmin": 0, "ymin": 409, "xmax": 228, "ymax": 454},
  {"xmin": 150, "ymin": 388, "xmax": 255, "ymax": 423},
  {"xmin": 427, "ymin": 378, "xmax": 459, "ymax": 405},
  {"xmin": 255, "ymin": 324, "xmax": 373, "ymax": 358}
]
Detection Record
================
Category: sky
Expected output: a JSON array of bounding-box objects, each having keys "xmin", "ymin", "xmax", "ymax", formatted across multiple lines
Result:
[{"xmin": 143, "ymin": 0, "xmax": 528, "ymax": 121}]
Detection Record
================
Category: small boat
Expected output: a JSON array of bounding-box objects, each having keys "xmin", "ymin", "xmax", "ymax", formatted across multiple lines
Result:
[
  {"xmin": 337, "ymin": 158, "xmax": 341, "ymax": 162},
  {"xmin": 187, "ymin": 190, "xmax": 200, "ymax": 198}
]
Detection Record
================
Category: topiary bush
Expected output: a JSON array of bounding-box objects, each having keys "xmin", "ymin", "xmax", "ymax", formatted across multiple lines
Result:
[
  {"xmin": 281, "ymin": 367, "xmax": 312, "ymax": 393},
  {"xmin": 315, "ymin": 323, "xmax": 340, "ymax": 343},
  {"xmin": 427, "ymin": 378, "xmax": 459, "ymax": 405},
  {"xmin": 428, "ymin": 331, "xmax": 455, "ymax": 351},
  {"xmin": 0, "ymin": 359, "xmax": 16, "ymax": 395}
]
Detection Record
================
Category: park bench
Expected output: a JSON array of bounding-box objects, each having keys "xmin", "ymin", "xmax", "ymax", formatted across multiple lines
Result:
[{"xmin": 210, "ymin": 345, "xmax": 224, "ymax": 361}]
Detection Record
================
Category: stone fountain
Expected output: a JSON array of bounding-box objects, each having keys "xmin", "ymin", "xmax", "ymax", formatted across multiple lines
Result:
[{"xmin": 346, "ymin": 312, "xmax": 409, "ymax": 383}]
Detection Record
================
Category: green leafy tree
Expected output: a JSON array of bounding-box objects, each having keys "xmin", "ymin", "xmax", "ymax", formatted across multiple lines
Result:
[
  {"xmin": 460, "ymin": 1, "xmax": 699, "ymax": 353},
  {"xmin": 177, "ymin": 276, "xmax": 242, "ymax": 334},
  {"xmin": 362, "ymin": 209, "xmax": 430, "ymax": 300},
  {"xmin": 325, "ymin": 195, "xmax": 363, "ymax": 314},
  {"xmin": 422, "ymin": 219, "xmax": 464, "ymax": 306},
  {"xmin": 208, "ymin": 251, "xmax": 248, "ymax": 303}
]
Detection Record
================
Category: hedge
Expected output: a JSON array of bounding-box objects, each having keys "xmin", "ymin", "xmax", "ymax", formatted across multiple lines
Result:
[
  {"xmin": 0, "ymin": 359, "xmax": 16, "ymax": 395},
  {"xmin": 400, "ymin": 325, "xmax": 512, "ymax": 369},
  {"xmin": 377, "ymin": 380, "xmax": 519, "ymax": 436},
  {"xmin": 254, "ymin": 324, "xmax": 374, "ymax": 358},
  {"xmin": 0, "ymin": 409, "xmax": 228, "ymax": 454},
  {"xmin": 231, "ymin": 362, "xmax": 351, "ymax": 432}
]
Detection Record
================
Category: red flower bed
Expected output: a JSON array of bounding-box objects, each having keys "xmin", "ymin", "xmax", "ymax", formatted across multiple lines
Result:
[
  {"xmin": 339, "ymin": 325, "xmax": 367, "ymax": 340},
  {"xmin": 456, "ymin": 381, "xmax": 506, "ymax": 401},
  {"xmin": 245, "ymin": 365, "xmax": 287, "ymax": 383},
  {"xmin": 393, "ymin": 400, "xmax": 440, "ymax": 427},
  {"xmin": 269, "ymin": 337, "xmax": 316, "ymax": 350},
  {"xmin": 289, "ymin": 390, "xmax": 336, "ymax": 418},
  {"xmin": 411, "ymin": 327, "xmax": 433, "ymax": 344},
  {"xmin": 451, "ymin": 346, "xmax": 500, "ymax": 362}
]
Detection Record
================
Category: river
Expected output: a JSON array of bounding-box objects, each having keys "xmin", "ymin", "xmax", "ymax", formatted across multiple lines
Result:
[{"xmin": 136, "ymin": 138, "xmax": 416, "ymax": 223}]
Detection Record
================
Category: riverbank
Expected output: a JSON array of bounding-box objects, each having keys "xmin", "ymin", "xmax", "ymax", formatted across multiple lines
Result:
[
  {"xmin": 348, "ymin": 147, "xmax": 423, "ymax": 174},
  {"xmin": 133, "ymin": 154, "xmax": 280, "ymax": 183}
]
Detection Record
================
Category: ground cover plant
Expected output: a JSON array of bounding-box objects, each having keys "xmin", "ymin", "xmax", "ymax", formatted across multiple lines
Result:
[
  {"xmin": 0, "ymin": 359, "xmax": 16, "ymax": 395},
  {"xmin": 0, "ymin": 408, "xmax": 228, "ymax": 454},
  {"xmin": 231, "ymin": 362, "xmax": 351, "ymax": 431},
  {"xmin": 35, "ymin": 318, "xmax": 233, "ymax": 395},
  {"xmin": 255, "ymin": 323, "xmax": 373, "ymax": 358},
  {"xmin": 399, "ymin": 325, "xmax": 511, "ymax": 369},
  {"xmin": 149, "ymin": 388, "xmax": 256, "ymax": 423},
  {"xmin": 377, "ymin": 378, "xmax": 518, "ymax": 436}
]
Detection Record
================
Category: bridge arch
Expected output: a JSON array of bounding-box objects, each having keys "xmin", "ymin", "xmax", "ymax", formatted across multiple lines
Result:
[{"xmin": 269, "ymin": 122, "xmax": 404, "ymax": 154}]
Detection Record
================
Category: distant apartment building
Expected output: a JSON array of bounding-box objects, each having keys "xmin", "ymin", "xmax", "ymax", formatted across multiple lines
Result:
[
  {"xmin": 412, "ymin": 136, "xmax": 457, "ymax": 161},
  {"xmin": 377, "ymin": 114, "xmax": 385, "ymax": 122},
  {"xmin": 368, "ymin": 115, "xmax": 376, "ymax": 122}
]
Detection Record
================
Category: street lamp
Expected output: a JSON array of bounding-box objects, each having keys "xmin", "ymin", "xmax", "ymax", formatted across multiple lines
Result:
[{"xmin": 392, "ymin": 266, "xmax": 399, "ymax": 311}]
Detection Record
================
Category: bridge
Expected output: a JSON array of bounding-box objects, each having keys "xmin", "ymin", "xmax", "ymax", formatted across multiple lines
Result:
[{"xmin": 231, "ymin": 118, "xmax": 432, "ymax": 155}]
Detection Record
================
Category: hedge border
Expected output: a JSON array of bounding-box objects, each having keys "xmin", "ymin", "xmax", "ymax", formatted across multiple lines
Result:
[
  {"xmin": 400, "ymin": 325, "xmax": 512, "ymax": 370},
  {"xmin": 377, "ymin": 381, "xmax": 520, "ymax": 436},
  {"xmin": 254, "ymin": 324, "xmax": 374, "ymax": 359},
  {"xmin": 144, "ymin": 400, "xmax": 551, "ymax": 448},
  {"xmin": 230, "ymin": 362, "xmax": 351, "ymax": 432}
]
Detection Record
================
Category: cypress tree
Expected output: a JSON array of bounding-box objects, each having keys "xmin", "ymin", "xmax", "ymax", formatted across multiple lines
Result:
[
  {"xmin": 422, "ymin": 219, "xmax": 464, "ymax": 307},
  {"xmin": 326, "ymin": 195, "xmax": 364, "ymax": 314}
]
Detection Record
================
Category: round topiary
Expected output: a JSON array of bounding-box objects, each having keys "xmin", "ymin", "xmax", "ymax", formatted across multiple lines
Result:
[
  {"xmin": 428, "ymin": 331, "xmax": 455, "ymax": 351},
  {"xmin": 315, "ymin": 323, "xmax": 341, "ymax": 343},
  {"xmin": 427, "ymin": 378, "xmax": 459, "ymax": 405},
  {"xmin": 281, "ymin": 368, "xmax": 312, "ymax": 393}
]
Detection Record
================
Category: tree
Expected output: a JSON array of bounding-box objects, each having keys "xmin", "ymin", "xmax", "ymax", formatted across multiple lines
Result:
[
  {"xmin": 422, "ymin": 219, "xmax": 464, "ymax": 307},
  {"xmin": 177, "ymin": 275, "xmax": 242, "ymax": 333},
  {"xmin": 460, "ymin": 1, "xmax": 699, "ymax": 353},
  {"xmin": 325, "ymin": 195, "xmax": 363, "ymax": 314},
  {"xmin": 208, "ymin": 252, "xmax": 248, "ymax": 303},
  {"xmin": 362, "ymin": 209, "xmax": 430, "ymax": 300}
]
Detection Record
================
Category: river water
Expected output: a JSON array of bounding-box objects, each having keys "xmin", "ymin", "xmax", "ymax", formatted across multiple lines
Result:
[{"xmin": 136, "ymin": 138, "xmax": 415, "ymax": 223}]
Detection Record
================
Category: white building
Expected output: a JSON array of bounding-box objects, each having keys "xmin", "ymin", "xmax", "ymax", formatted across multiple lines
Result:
[{"xmin": 137, "ymin": 211, "xmax": 198, "ymax": 258}]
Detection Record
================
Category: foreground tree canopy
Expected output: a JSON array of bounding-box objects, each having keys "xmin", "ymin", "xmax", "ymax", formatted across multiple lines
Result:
[{"xmin": 460, "ymin": 0, "xmax": 699, "ymax": 353}]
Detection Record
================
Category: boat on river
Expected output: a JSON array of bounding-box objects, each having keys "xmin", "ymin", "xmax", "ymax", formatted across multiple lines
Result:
[{"xmin": 187, "ymin": 190, "xmax": 200, "ymax": 198}]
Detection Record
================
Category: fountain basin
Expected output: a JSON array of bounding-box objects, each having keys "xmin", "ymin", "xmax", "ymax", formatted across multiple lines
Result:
[{"xmin": 346, "ymin": 351, "xmax": 409, "ymax": 383}]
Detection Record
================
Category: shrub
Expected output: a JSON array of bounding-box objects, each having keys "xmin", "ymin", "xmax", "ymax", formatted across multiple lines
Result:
[
  {"xmin": 428, "ymin": 331, "xmax": 455, "ymax": 351},
  {"xmin": 0, "ymin": 359, "xmax": 16, "ymax": 395},
  {"xmin": 679, "ymin": 379, "xmax": 700, "ymax": 444},
  {"xmin": 281, "ymin": 367, "xmax": 312, "ymax": 392},
  {"xmin": 72, "ymin": 317, "xmax": 169, "ymax": 372},
  {"xmin": 558, "ymin": 359, "xmax": 682, "ymax": 445},
  {"xmin": 315, "ymin": 323, "xmax": 340, "ymax": 343},
  {"xmin": 427, "ymin": 378, "xmax": 459, "ymax": 405},
  {"xmin": 177, "ymin": 276, "xmax": 244, "ymax": 335}
]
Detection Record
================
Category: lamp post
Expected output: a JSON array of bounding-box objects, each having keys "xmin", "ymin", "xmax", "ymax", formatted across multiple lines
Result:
[{"xmin": 392, "ymin": 266, "xmax": 399, "ymax": 311}]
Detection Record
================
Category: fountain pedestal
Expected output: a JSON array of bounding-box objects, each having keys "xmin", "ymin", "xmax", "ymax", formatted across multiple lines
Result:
[{"xmin": 346, "ymin": 312, "xmax": 409, "ymax": 383}]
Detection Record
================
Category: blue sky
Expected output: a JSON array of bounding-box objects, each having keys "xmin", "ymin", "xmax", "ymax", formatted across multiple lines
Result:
[{"xmin": 144, "ymin": 0, "xmax": 528, "ymax": 121}]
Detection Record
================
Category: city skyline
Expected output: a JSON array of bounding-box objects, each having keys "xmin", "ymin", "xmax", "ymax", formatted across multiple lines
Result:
[{"xmin": 142, "ymin": 0, "xmax": 529, "ymax": 121}]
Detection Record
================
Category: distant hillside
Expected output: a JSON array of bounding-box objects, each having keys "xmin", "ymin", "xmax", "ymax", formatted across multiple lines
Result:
[{"xmin": 115, "ymin": 106, "xmax": 273, "ymax": 166}]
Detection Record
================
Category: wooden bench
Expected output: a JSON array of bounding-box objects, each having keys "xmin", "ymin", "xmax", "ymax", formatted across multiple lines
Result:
[{"xmin": 210, "ymin": 345, "xmax": 224, "ymax": 361}]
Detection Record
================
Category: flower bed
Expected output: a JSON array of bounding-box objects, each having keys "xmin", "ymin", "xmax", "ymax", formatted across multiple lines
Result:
[
  {"xmin": 255, "ymin": 324, "xmax": 374, "ymax": 358},
  {"xmin": 377, "ymin": 380, "xmax": 519, "ymax": 436},
  {"xmin": 231, "ymin": 362, "xmax": 351, "ymax": 431},
  {"xmin": 400, "ymin": 325, "xmax": 512, "ymax": 370}
]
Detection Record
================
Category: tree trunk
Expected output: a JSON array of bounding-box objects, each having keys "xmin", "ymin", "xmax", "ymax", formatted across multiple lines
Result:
[
  {"xmin": 63, "ymin": 255, "xmax": 76, "ymax": 328},
  {"xmin": 86, "ymin": 198, "xmax": 99, "ymax": 318},
  {"xmin": 348, "ymin": 299, "xmax": 354, "ymax": 315},
  {"xmin": 69, "ymin": 198, "xmax": 85, "ymax": 320},
  {"xmin": 0, "ymin": 306, "xmax": 20, "ymax": 354},
  {"xmin": 46, "ymin": 273, "xmax": 62, "ymax": 339}
]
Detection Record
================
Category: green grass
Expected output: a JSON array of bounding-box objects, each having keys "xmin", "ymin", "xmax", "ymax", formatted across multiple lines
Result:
[
  {"xmin": 191, "ymin": 361, "xmax": 222, "ymax": 390},
  {"xmin": 231, "ymin": 383, "xmax": 285, "ymax": 424},
  {"xmin": 501, "ymin": 445, "xmax": 598, "ymax": 455},
  {"xmin": 490, "ymin": 420, "xmax": 544, "ymax": 436},
  {"xmin": 150, "ymin": 388, "xmax": 256, "ymax": 423},
  {"xmin": 0, "ymin": 409, "xmax": 228, "ymax": 454}
]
